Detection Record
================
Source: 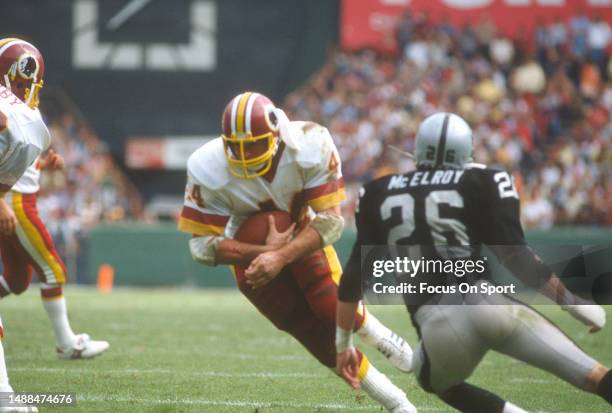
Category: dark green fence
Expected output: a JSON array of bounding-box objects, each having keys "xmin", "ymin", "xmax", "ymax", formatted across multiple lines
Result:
[{"xmin": 86, "ymin": 223, "xmax": 611, "ymax": 287}]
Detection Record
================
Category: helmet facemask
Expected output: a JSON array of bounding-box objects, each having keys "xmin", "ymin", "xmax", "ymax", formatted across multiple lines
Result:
[{"xmin": 222, "ymin": 131, "xmax": 278, "ymax": 179}]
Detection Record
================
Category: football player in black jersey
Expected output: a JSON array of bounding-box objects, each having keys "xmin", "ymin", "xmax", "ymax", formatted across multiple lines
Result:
[{"xmin": 335, "ymin": 112, "xmax": 612, "ymax": 412}]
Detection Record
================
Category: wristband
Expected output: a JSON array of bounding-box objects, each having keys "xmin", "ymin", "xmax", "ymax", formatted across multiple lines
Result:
[
  {"xmin": 335, "ymin": 327, "xmax": 354, "ymax": 353},
  {"xmin": 310, "ymin": 212, "xmax": 344, "ymax": 247}
]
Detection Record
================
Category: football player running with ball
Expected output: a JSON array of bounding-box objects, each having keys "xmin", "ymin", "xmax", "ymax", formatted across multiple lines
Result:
[
  {"xmin": 336, "ymin": 112, "xmax": 612, "ymax": 412},
  {"xmin": 179, "ymin": 91, "xmax": 417, "ymax": 413},
  {"xmin": 0, "ymin": 38, "xmax": 108, "ymax": 362}
]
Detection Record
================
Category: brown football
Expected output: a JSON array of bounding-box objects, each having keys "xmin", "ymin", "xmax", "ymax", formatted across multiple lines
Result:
[{"xmin": 234, "ymin": 210, "xmax": 293, "ymax": 245}]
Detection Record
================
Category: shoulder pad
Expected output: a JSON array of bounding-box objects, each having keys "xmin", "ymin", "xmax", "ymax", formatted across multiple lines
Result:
[
  {"xmin": 464, "ymin": 163, "xmax": 509, "ymax": 177},
  {"xmin": 187, "ymin": 137, "xmax": 230, "ymax": 190},
  {"xmin": 463, "ymin": 165, "xmax": 498, "ymax": 179},
  {"xmin": 292, "ymin": 121, "xmax": 335, "ymax": 168},
  {"xmin": 22, "ymin": 109, "xmax": 50, "ymax": 151},
  {"xmin": 358, "ymin": 174, "xmax": 394, "ymax": 202},
  {"xmin": 4, "ymin": 106, "xmax": 50, "ymax": 151},
  {"xmin": 462, "ymin": 165, "xmax": 517, "ymax": 196}
]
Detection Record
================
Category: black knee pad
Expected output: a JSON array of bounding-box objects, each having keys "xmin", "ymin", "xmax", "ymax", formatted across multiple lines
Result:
[{"xmin": 440, "ymin": 382, "xmax": 505, "ymax": 413}]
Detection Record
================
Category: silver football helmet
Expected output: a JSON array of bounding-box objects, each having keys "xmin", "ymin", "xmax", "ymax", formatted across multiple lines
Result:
[{"xmin": 414, "ymin": 112, "xmax": 473, "ymax": 169}]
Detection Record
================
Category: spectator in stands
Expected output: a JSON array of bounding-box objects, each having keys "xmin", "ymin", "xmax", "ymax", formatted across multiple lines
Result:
[
  {"xmin": 549, "ymin": 16, "xmax": 568, "ymax": 51},
  {"xmin": 587, "ymin": 15, "xmax": 611, "ymax": 76},
  {"xmin": 395, "ymin": 10, "xmax": 413, "ymax": 54},
  {"xmin": 570, "ymin": 10, "xmax": 590, "ymax": 57},
  {"xmin": 285, "ymin": 12, "xmax": 611, "ymax": 228},
  {"xmin": 37, "ymin": 110, "xmax": 146, "ymax": 270}
]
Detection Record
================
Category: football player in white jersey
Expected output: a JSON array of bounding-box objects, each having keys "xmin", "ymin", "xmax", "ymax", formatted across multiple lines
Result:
[
  {"xmin": 0, "ymin": 37, "xmax": 56, "ymax": 413},
  {"xmin": 0, "ymin": 38, "xmax": 108, "ymax": 368},
  {"xmin": 178, "ymin": 91, "xmax": 417, "ymax": 413}
]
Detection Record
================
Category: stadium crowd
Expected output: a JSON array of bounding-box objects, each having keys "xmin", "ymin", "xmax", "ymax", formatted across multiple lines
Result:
[
  {"xmin": 36, "ymin": 107, "xmax": 145, "ymax": 274},
  {"xmin": 285, "ymin": 11, "xmax": 611, "ymax": 229}
]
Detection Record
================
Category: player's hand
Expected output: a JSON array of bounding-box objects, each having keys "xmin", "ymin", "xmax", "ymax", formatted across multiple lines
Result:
[
  {"xmin": 265, "ymin": 215, "xmax": 295, "ymax": 248},
  {"xmin": 562, "ymin": 304, "xmax": 606, "ymax": 333},
  {"xmin": 336, "ymin": 348, "xmax": 361, "ymax": 389},
  {"xmin": 0, "ymin": 198, "xmax": 16, "ymax": 235},
  {"xmin": 245, "ymin": 250, "xmax": 286, "ymax": 289},
  {"xmin": 36, "ymin": 149, "xmax": 65, "ymax": 170}
]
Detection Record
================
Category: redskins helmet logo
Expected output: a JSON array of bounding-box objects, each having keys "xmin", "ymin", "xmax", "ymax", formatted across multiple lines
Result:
[
  {"xmin": 16, "ymin": 54, "xmax": 39, "ymax": 79},
  {"xmin": 263, "ymin": 104, "xmax": 279, "ymax": 133}
]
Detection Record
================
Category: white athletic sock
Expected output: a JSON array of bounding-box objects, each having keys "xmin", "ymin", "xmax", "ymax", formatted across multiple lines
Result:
[
  {"xmin": 357, "ymin": 309, "xmax": 413, "ymax": 373},
  {"xmin": 361, "ymin": 363, "xmax": 415, "ymax": 412},
  {"xmin": 503, "ymin": 401, "xmax": 529, "ymax": 413},
  {"xmin": 42, "ymin": 297, "xmax": 76, "ymax": 349},
  {"xmin": 356, "ymin": 309, "xmax": 390, "ymax": 346},
  {"xmin": 0, "ymin": 318, "xmax": 10, "ymax": 390},
  {"xmin": 0, "ymin": 342, "xmax": 11, "ymax": 391}
]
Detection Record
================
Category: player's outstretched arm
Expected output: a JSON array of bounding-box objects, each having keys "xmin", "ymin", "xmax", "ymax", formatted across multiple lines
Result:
[
  {"xmin": 478, "ymin": 169, "xmax": 606, "ymax": 333},
  {"xmin": 336, "ymin": 216, "xmax": 367, "ymax": 387},
  {"xmin": 491, "ymin": 245, "xmax": 606, "ymax": 333},
  {"xmin": 336, "ymin": 300, "xmax": 361, "ymax": 388},
  {"xmin": 541, "ymin": 274, "xmax": 606, "ymax": 333}
]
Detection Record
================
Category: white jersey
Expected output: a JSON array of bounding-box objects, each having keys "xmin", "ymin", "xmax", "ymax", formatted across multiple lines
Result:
[
  {"xmin": 178, "ymin": 121, "xmax": 345, "ymax": 238},
  {"xmin": 11, "ymin": 160, "xmax": 41, "ymax": 194},
  {"xmin": 0, "ymin": 85, "xmax": 50, "ymax": 192}
]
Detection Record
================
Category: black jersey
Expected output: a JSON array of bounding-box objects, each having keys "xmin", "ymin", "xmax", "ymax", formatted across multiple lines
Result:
[{"xmin": 338, "ymin": 165, "xmax": 553, "ymax": 311}]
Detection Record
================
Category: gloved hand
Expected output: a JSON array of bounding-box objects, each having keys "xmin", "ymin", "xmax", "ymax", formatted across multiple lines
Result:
[{"xmin": 562, "ymin": 304, "xmax": 606, "ymax": 333}]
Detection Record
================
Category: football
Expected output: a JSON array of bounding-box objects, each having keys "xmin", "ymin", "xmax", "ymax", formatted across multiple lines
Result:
[{"xmin": 234, "ymin": 210, "xmax": 293, "ymax": 245}]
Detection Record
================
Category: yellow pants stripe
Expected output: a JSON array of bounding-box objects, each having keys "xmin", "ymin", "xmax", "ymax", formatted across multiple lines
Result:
[
  {"xmin": 11, "ymin": 192, "xmax": 65, "ymax": 284},
  {"xmin": 323, "ymin": 245, "xmax": 342, "ymax": 286},
  {"xmin": 358, "ymin": 353, "xmax": 370, "ymax": 381}
]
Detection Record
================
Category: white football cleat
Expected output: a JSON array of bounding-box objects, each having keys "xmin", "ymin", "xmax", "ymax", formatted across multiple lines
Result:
[
  {"xmin": 376, "ymin": 332, "xmax": 413, "ymax": 373},
  {"xmin": 57, "ymin": 333, "xmax": 109, "ymax": 359},
  {"xmin": 0, "ymin": 384, "xmax": 38, "ymax": 412}
]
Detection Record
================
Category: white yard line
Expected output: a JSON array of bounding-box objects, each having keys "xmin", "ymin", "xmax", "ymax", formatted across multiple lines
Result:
[
  {"xmin": 78, "ymin": 394, "xmax": 449, "ymax": 411},
  {"xmin": 7, "ymin": 352, "xmax": 311, "ymax": 362},
  {"xmin": 11, "ymin": 366, "xmax": 325, "ymax": 378},
  {"xmin": 79, "ymin": 394, "xmax": 378, "ymax": 410},
  {"xmin": 509, "ymin": 377, "xmax": 559, "ymax": 384},
  {"xmin": 11, "ymin": 368, "xmax": 597, "ymax": 412}
]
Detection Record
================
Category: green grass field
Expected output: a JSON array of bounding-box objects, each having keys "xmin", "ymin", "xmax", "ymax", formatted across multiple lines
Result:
[{"xmin": 1, "ymin": 287, "xmax": 611, "ymax": 413}]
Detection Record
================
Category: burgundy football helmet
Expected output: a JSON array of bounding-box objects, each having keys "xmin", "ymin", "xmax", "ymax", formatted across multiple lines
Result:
[
  {"xmin": 0, "ymin": 38, "xmax": 45, "ymax": 109},
  {"xmin": 221, "ymin": 92, "xmax": 280, "ymax": 179}
]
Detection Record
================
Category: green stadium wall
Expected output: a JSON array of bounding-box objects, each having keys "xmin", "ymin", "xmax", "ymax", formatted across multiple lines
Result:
[{"xmin": 86, "ymin": 223, "xmax": 611, "ymax": 287}]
